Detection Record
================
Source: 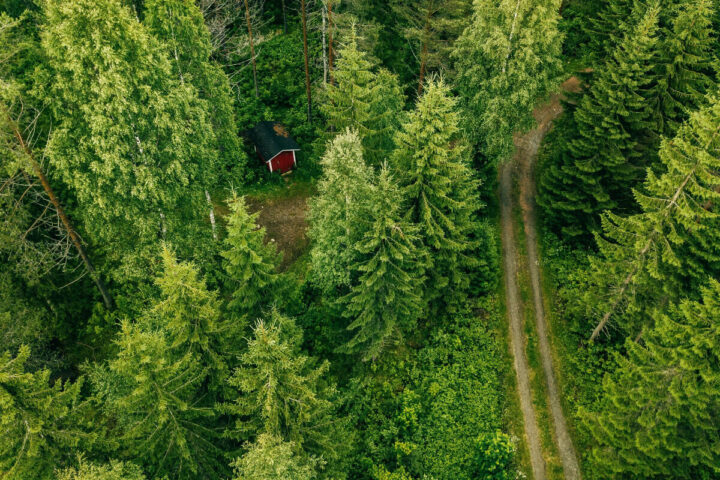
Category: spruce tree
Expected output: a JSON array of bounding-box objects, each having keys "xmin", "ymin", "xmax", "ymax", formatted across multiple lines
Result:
[
  {"xmin": 453, "ymin": 0, "xmax": 563, "ymax": 162},
  {"xmin": 589, "ymin": 92, "xmax": 720, "ymax": 340},
  {"xmin": 581, "ymin": 280, "xmax": 720, "ymax": 478},
  {"xmin": 226, "ymin": 311, "xmax": 348, "ymax": 476},
  {"xmin": 538, "ymin": 4, "xmax": 662, "ymax": 239},
  {"xmin": 308, "ymin": 130, "xmax": 375, "ymax": 295},
  {"xmin": 392, "ymin": 79, "xmax": 482, "ymax": 312},
  {"xmin": 0, "ymin": 346, "xmax": 87, "ymax": 480},
  {"xmin": 41, "ymin": 0, "xmax": 215, "ymax": 270},
  {"xmin": 321, "ymin": 30, "xmax": 404, "ymax": 165},
  {"xmin": 231, "ymin": 434, "xmax": 319, "ymax": 480},
  {"xmin": 89, "ymin": 321, "xmax": 225, "ymax": 479},
  {"xmin": 221, "ymin": 195, "xmax": 279, "ymax": 319},
  {"xmin": 57, "ymin": 459, "xmax": 146, "ymax": 480},
  {"xmin": 341, "ymin": 166, "xmax": 425, "ymax": 360},
  {"xmin": 143, "ymin": 0, "xmax": 246, "ymax": 179}
]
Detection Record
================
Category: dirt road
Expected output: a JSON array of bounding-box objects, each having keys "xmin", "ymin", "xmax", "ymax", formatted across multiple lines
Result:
[{"xmin": 501, "ymin": 78, "xmax": 581, "ymax": 480}]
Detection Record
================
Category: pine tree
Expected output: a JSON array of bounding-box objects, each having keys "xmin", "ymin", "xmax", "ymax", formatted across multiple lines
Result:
[
  {"xmin": 89, "ymin": 321, "xmax": 226, "ymax": 479},
  {"xmin": 581, "ymin": 280, "xmax": 720, "ymax": 478},
  {"xmin": 144, "ymin": 248, "xmax": 229, "ymax": 386},
  {"xmin": 321, "ymin": 30, "xmax": 404, "ymax": 165},
  {"xmin": 221, "ymin": 195, "xmax": 279, "ymax": 319},
  {"xmin": 231, "ymin": 434, "xmax": 319, "ymax": 480},
  {"xmin": 226, "ymin": 311, "xmax": 348, "ymax": 476},
  {"xmin": 341, "ymin": 166, "xmax": 425, "ymax": 360},
  {"xmin": 589, "ymin": 92, "xmax": 720, "ymax": 340},
  {"xmin": 585, "ymin": 0, "xmax": 637, "ymax": 61},
  {"xmin": 453, "ymin": 0, "xmax": 563, "ymax": 162},
  {"xmin": 0, "ymin": 346, "xmax": 88, "ymax": 480},
  {"xmin": 538, "ymin": 4, "xmax": 662, "ymax": 239},
  {"xmin": 143, "ymin": 0, "xmax": 246, "ymax": 179},
  {"xmin": 392, "ymin": 79, "xmax": 482, "ymax": 312},
  {"xmin": 308, "ymin": 130, "xmax": 375, "ymax": 295},
  {"xmin": 41, "ymin": 0, "xmax": 215, "ymax": 270},
  {"xmin": 390, "ymin": 0, "xmax": 472, "ymax": 93},
  {"xmin": 57, "ymin": 459, "xmax": 146, "ymax": 480}
]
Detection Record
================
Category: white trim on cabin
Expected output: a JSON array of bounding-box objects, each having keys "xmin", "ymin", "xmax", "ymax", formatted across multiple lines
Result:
[{"xmin": 265, "ymin": 148, "xmax": 301, "ymax": 164}]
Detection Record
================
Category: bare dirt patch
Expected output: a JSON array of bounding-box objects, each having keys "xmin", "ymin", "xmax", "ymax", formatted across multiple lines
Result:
[{"xmin": 246, "ymin": 191, "xmax": 310, "ymax": 271}]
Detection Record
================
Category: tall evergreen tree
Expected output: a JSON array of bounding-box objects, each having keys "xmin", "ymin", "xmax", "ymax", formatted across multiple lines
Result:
[
  {"xmin": 538, "ymin": 4, "xmax": 662, "ymax": 239},
  {"xmin": 221, "ymin": 194, "xmax": 279, "ymax": 319},
  {"xmin": 0, "ymin": 346, "xmax": 88, "ymax": 480},
  {"xmin": 341, "ymin": 166, "xmax": 425, "ymax": 360},
  {"xmin": 231, "ymin": 433, "xmax": 319, "ymax": 480},
  {"xmin": 392, "ymin": 79, "xmax": 482, "ymax": 312},
  {"xmin": 143, "ymin": 0, "xmax": 246, "ymax": 179},
  {"xmin": 581, "ymin": 280, "xmax": 720, "ymax": 479},
  {"xmin": 41, "ymin": 0, "xmax": 215, "ymax": 273},
  {"xmin": 588, "ymin": 92, "xmax": 720, "ymax": 340},
  {"xmin": 453, "ymin": 0, "xmax": 563, "ymax": 162},
  {"xmin": 226, "ymin": 311, "xmax": 349, "ymax": 477},
  {"xmin": 321, "ymin": 30, "xmax": 404, "ymax": 165},
  {"xmin": 57, "ymin": 459, "xmax": 146, "ymax": 480},
  {"xmin": 308, "ymin": 130, "xmax": 375, "ymax": 295}
]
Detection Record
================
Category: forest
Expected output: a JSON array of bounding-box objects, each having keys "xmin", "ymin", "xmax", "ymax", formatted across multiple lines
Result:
[{"xmin": 0, "ymin": 0, "xmax": 719, "ymax": 479}]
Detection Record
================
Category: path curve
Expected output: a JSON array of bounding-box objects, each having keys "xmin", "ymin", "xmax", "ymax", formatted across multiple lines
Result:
[{"xmin": 501, "ymin": 78, "xmax": 582, "ymax": 480}]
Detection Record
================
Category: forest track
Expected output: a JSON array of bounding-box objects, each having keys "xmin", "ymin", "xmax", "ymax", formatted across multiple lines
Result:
[{"xmin": 500, "ymin": 77, "xmax": 582, "ymax": 480}]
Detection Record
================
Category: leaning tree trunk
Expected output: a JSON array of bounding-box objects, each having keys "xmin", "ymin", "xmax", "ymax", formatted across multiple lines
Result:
[
  {"xmin": 4, "ymin": 108, "xmax": 114, "ymax": 310},
  {"xmin": 301, "ymin": 0, "xmax": 312, "ymax": 123},
  {"xmin": 417, "ymin": 8, "xmax": 432, "ymax": 95},
  {"xmin": 328, "ymin": 0, "xmax": 335, "ymax": 85},
  {"xmin": 322, "ymin": 3, "xmax": 328, "ymax": 85},
  {"xmin": 244, "ymin": 0, "xmax": 259, "ymax": 97}
]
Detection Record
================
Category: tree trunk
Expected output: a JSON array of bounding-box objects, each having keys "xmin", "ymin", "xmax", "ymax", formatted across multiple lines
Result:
[
  {"xmin": 281, "ymin": 0, "xmax": 287, "ymax": 34},
  {"xmin": 301, "ymin": 0, "xmax": 313, "ymax": 123},
  {"xmin": 417, "ymin": 8, "xmax": 432, "ymax": 95},
  {"xmin": 205, "ymin": 190, "xmax": 217, "ymax": 240},
  {"xmin": 322, "ymin": 4, "xmax": 328, "ymax": 85},
  {"xmin": 5, "ymin": 110, "xmax": 114, "ymax": 310},
  {"xmin": 328, "ymin": 0, "xmax": 334, "ymax": 85},
  {"xmin": 244, "ymin": 0, "xmax": 259, "ymax": 97}
]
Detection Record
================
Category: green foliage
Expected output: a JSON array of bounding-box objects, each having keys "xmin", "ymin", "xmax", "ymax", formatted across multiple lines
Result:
[
  {"xmin": 340, "ymin": 167, "xmax": 425, "ymax": 360},
  {"xmin": 143, "ymin": 0, "xmax": 247, "ymax": 180},
  {"xmin": 221, "ymin": 195, "xmax": 279, "ymax": 318},
  {"xmin": 56, "ymin": 458, "xmax": 146, "ymax": 480},
  {"xmin": 454, "ymin": 0, "xmax": 563, "ymax": 161},
  {"xmin": 227, "ymin": 310, "xmax": 350, "ymax": 478},
  {"xmin": 581, "ymin": 280, "xmax": 720, "ymax": 479},
  {"xmin": 41, "ymin": 0, "xmax": 214, "ymax": 273},
  {"xmin": 322, "ymin": 29, "xmax": 404, "ymax": 165},
  {"xmin": 309, "ymin": 130, "xmax": 375, "ymax": 294},
  {"xmin": 0, "ymin": 346, "xmax": 88, "ymax": 480},
  {"xmin": 392, "ymin": 79, "xmax": 484, "ymax": 313},
  {"xmin": 231, "ymin": 433, "xmax": 319, "ymax": 480},
  {"xmin": 473, "ymin": 431, "xmax": 515, "ymax": 480}
]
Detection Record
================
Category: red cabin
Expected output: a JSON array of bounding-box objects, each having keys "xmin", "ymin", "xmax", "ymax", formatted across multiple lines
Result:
[{"xmin": 248, "ymin": 121, "xmax": 301, "ymax": 174}]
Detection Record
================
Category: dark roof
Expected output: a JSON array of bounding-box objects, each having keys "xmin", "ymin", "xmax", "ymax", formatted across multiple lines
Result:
[{"xmin": 248, "ymin": 121, "xmax": 301, "ymax": 161}]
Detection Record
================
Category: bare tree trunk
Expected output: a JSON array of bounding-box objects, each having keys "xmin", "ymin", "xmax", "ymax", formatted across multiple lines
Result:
[
  {"xmin": 5, "ymin": 111, "xmax": 114, "ymax": 310},
  {"xmin": 281, "ymin": 0, "xmax": 287, "ymax": 34},
  {"xmin": 322, "ymin": 3, "xmax": 328, "ymax": 86},
  {"xmin": 417, "ymin": 8, "xmax": 431, "ymax": 96},
  {"xmin": 244, "ymin": 0, "xmax": 259, "ymax": 97},
  {"xmin": 301, "ymin": 0, "xmax": 313, "ymax": 123},
  {"xmin": 328, "ymin": 0, "xmax": 334, "ymax": 85},
  {"xmin": 205, "ymin": 190, "xmax": 218, "ymax": 240}
]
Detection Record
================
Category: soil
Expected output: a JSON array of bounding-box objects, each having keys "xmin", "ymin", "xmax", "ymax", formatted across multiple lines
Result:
[
  {"xmin": 246, "ymin": 191, "xmax": 310, "ymax": 271},
  {"xmin": 501, "ymin": 77, "xmax": 582, "ymax": 480}
]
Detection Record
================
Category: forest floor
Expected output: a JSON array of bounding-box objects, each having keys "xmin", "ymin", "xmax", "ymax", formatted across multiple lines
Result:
[{"xmin": 500, "ymin": 77, "xmax": 582, "ymax": 480}]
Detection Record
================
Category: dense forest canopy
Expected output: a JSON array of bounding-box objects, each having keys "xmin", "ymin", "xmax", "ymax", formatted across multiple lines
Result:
[{"xmin": 1, "ymin": 0, "xmax": 719, "ymax": 479}]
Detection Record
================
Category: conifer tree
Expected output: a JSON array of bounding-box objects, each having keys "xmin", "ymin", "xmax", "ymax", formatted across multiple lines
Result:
[
  {"xmin": 322, "ymin": 31, "xmax": 404, "ymax": 165},
  {"xmin": 232, "ymin": 434, "xmax": 319, "ymax": 480},
  {"xmin": 227, "ymin": 311, "xmax": 348, "ymax": 475},
  {"xmin": 41, "ymin": 0, "xmax": 215, "ymax": 268},
  {"xmin": 585, "ymin": 0, "xmax": 636, "ymax": 60},
  {"xmin": 221, "ymin": 195, "xmax": 279, "ymax": 319},
  {"xmin": 589, "ymin": 92, "xmax": 720, "ymax": 340},
  {"xmin": 453, "ymin": 0, "xmax": 563, "ymax": 161},
  {"xmin": 581, "ymin": 280, "xmax": 720, "ymax": 478},
  {"xmin": 89, "ymin": 321, "xmax": 226, "ymax": 479},
  {"xmin": 143, "ymin": 0, "xmax": 246, "ymax": 178},
  {"xmin": 308, "ymin": 130, "xmax": 375, "ymax": 294},
  {"xmin": 57, "ymin": 459, "xmax": 146, "ymax": 480},
  {"xmin": 538, "ymin": 4, "xmax": 662, "ymax": 238},
  {"xmin": 0, "ymin": 346, "xmax": 87, "ymax": 480},
  {"xmin": 392, "ymin": 80, "xmax": 482, "ymax": 312},
  {"xmin": 341, "ymin": 166, "xmax": 425, "ymax": 360},
  {"xmin": 145, "ymin": 248, "xmax": 229, "ymax": 385}
]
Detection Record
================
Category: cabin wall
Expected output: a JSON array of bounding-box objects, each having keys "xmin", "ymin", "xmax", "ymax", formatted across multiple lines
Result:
[{"xmin": 269, "ymin": 151, "xmax": 296, "ymax": 173}]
